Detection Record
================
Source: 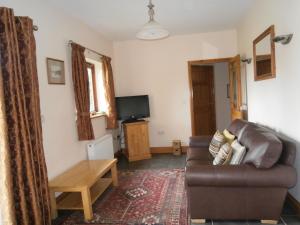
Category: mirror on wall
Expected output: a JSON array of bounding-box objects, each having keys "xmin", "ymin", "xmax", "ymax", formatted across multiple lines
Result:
[{"xmin": 253, "ymin": 25, "xmax": 276, "ymax": 81}]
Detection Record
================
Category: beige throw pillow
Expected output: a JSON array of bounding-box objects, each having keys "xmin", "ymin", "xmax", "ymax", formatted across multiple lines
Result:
[
  {"xmin": 230, "ymin": 140, "xmax": 246, "ymax": 165},
  {"xmin": 213, "ymin": 143, "xmax": 233, "ymax": 165},
  {"xmin": 209, "ymin": 130, "xmax": 226, "ymax": 157},
  {"xmin": 223, "ymin": 129, "xmax": 235, "ymax": 144}
]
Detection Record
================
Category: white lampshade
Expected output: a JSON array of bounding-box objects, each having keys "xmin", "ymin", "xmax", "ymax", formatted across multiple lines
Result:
[{"xmin": 136, "ymin": 20, "xmax": 169, "ymax": 40}]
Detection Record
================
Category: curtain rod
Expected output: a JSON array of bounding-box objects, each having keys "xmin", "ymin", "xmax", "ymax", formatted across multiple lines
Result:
[{"xmin": 68, "ymin": 40, "xmax": 107, "ymax": 58}]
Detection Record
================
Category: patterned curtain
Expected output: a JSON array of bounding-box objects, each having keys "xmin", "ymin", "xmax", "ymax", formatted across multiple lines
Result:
[
  {"xmin": 71, "ymin": 43, "xmax": 95, "ymax": 140},
  {"xmin": 102, "ymin": 56, "xmax": 118, "ymax": 129},
  {"xmin": 0, "ymin": 7, "xmax": 51, "ymax": 225}
]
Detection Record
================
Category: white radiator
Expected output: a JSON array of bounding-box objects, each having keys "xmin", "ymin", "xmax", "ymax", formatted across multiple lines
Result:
[{"xmin": 87, "ymin": 134, "xmax": 114, "ymax": 160}]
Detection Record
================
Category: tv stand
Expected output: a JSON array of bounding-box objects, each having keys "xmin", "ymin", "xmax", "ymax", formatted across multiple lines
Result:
[
  {"xmin": 122, "ymin": 118, "xmax": 145, "ymax": 124},
  {"xmin": 123, "ymin": 121, "xmax": 151, "ymax": 162}
]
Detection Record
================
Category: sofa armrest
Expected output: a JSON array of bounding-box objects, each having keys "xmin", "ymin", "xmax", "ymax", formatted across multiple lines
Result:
[
  {"xmin": 189, "ymin": 136, "xmax": 212, "ymax": 148},
  {"xmin": 185, "ymin": 164, "xmax": 297, "ymax": 188}
]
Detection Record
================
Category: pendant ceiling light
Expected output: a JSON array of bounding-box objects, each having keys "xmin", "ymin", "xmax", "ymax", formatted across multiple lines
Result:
[{"xmin": 136, "ymin": 0, "xmax": 169, "ymax": 40}]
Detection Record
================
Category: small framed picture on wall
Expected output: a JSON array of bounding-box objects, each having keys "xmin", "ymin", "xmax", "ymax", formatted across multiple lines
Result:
[{"xmin": 46, "ymin": 58, "xmax": 65, "ymax": 84}]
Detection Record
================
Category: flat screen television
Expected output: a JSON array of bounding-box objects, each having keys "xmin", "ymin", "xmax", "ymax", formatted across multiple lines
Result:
[{"xmin": 115, "ymin": 95, "xmax": 150, "ymax": 122}]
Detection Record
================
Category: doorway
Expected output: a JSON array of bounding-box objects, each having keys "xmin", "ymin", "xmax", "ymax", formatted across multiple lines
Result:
[
  {"xmin": 188, "ymin": 56, "xmax": 244, "ymax": 136},
  {"xmin": 190, "ymin": 65, "xmax": 216, "ymax": 136}
]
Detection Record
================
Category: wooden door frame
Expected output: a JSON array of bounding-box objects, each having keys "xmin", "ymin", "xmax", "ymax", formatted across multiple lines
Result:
[
  {"xmin": 229, "ymin": 55, "xmax": 243, "ymax": 120},
  {"xmin": 188, "ymin": 57, "xmax": 233, "ymax": 136}
]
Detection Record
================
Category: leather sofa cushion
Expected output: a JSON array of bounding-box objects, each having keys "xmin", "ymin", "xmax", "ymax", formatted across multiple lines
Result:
[
  {"xmin": 185, "ymin": 163, "xmax": 296, "ymax": 188},
  {"xmin": 186, "ymin": 159, "xmax": 212, "ymax": 167},
  {"xmin": 227, "ymin": 119, "xmax": 249, "ymax": 136},
  {"xmin": 186, "ymin": 147, "xmax": 213, "ymax": 162},
  {"xmin": 238, "ymin": 124, "xmax": 283, "ymax": 169}
]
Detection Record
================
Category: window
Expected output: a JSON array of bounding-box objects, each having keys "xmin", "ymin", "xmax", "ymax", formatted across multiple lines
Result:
[
  {"xmin": 86, "ymin": 63, "xmax": 98, "ymax": 113},
  {"xmin": 86, "ymin": 59, "xmax": 108, "ymax": 117}
]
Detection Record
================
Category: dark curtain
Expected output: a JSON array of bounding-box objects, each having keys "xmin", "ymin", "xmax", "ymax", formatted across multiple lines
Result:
[
  {"xmin": 102, "ymin": 56, "xmax": 118, "ymax": 129},
  {"xmin": 71, "ymin": 43, "xmax": 95, "ymax": 140},
  {"xmin": 0, "ymin": 7, "xmax": 51, "ymax": 225}
]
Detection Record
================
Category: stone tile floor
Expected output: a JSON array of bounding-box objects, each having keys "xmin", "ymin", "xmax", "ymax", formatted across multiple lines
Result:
[
  {"xmin": 118, "ymin": 154, "xmax": 300, "ymax": 225},
  {"xmin": 117, "ymin": 153, "xmax": 186, "ymax": 170}
]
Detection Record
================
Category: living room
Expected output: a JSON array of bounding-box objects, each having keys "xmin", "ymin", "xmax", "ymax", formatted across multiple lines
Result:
[{"xmin": 0, "ymin": 0, "xmax": 300, "ymax": 225}]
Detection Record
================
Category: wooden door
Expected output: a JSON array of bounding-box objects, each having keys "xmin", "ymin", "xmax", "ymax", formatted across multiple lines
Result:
[
  {"xmin": 229, "ymin": 55, "xmax": 243, "ymax": 120},
  {"xmin": 191, "ymin": 65, "xmax": 216, "ymax": 136}
]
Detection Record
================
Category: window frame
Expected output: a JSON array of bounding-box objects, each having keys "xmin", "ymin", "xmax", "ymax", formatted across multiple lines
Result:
[{"xmin": 86, "ymin": 62, "xmax": 99, "ymax": 115}]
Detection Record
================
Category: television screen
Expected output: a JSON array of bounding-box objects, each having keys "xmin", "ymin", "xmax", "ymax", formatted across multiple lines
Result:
[{"xmin": 115, "ymin": 95, "xmax": 150, "ymax": 121}]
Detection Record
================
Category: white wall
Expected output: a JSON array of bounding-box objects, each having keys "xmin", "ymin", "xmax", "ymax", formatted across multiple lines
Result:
[
  {"xmin": 214, "ymin": 63, "xmax": 231, "ymax": 131},
  {"xmin": 113, "ymin": 30, "xmax": 237, "ymax": 147},
  {"xmin": 1, "ymin": 0, "xmax": 114, "ymax": 179},
  {"xmin": 237, "ymin": 0, "xmax": 300, "ymax": 200}
]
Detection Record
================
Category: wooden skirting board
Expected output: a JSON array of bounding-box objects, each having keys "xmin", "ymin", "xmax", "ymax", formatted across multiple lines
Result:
[
  {"xmin": 286, "ymin": 192, "xmax": 300, "ymax": 216},
  {"xmin": 150, "ymin": 146, "xmax": 188, "ymax": 154},
  {"xmin": 115, "ymin": 146, "xmax": 188, "ymax": 158}
]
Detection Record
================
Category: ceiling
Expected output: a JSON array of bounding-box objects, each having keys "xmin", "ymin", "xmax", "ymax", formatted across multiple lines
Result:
[{"xmin": 47, "ymin": 0, "xmax": 254, "ymax": 41}]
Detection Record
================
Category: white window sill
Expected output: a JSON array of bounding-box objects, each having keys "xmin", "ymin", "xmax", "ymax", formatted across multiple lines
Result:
[{"xmin": 90, "ymin": 112, "xmax": 106, "ymax": 119}]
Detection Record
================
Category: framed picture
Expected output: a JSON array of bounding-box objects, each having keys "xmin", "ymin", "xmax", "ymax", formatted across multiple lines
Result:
[{"xmin": 46, "ymin": 58, "xmax": 65, "ymax": 84}]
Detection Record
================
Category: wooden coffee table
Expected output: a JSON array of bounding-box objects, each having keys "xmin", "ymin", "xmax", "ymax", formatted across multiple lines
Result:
[{"xmin": 49, "ymin": 159, "xmax": 118, "ymax": 221}]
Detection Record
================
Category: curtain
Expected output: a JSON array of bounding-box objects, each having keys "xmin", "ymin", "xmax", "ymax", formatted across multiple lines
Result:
[
  {"xmin": 0, "ymin": 7, "xmax": 51, "ymax": 225},
  {"xmin": 71, "ymin": 43, "xmax": 95, "ymax": 140},
  {"xmin": 102, "ymin": 56, "xmax": 118, "ymax": 129}
]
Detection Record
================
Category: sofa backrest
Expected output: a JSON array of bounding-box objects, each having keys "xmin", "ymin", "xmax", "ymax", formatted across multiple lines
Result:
[
  {"xmin": 227, "ymin": 119, "xmax": 296, "ymax": 168},
  {"xmin": 255, "ymin": 125, "xmax": 296, "ymax": 167},
  {"xmin": 227, "ymin": 119, "xmax": 249, "ymax": 137},
  {"xmin": 238, "ymin": 124, "xmax": 282, "ymax": 168}
]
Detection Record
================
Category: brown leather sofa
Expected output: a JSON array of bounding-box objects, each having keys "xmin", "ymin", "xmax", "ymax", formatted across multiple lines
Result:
[{"xmin": 185, "ymin": 119, "xmax": 297, "ymax": 224}]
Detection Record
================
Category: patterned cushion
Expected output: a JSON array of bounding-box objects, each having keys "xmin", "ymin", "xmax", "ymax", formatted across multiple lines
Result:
[
  {"xmin": 213, "ymin": 143, "xmax": 233, "ymax": 165},
  {"xmin": 209, "ymin": 130, "xmax": 226, "ymax": 157},
  {"xmin": 230, "ymin": 140, "xmax": 246, "ymax": 165},
  {"xmin": 223, "ymin": 129, "xmax": 235, "ymax": 144}
]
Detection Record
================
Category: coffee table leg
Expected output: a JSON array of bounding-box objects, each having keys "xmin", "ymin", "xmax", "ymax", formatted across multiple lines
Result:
[
  {"xmin": 50, "ymin": 190, "xmax": 57, "ymax": 219},
  {"xmin": 111, "ymin": 163, "xmax": 118, "ymax": 186},
  {"xmin": 81, "ymin": 188, "xmax": 93, "ymax": 221}
]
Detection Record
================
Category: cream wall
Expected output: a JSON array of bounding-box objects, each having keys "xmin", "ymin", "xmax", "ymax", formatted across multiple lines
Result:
[
  {"xmin": 214, "ymin": 63, "xmax": 231, "ymax": 131},
  {"xmin": 237, "ymin": 0, "xmax": 300, "ymax": 200},
  {"xmin": 1, "ymin": 0, "xmax": 113, "ymax": 179},
  {"xmin": 113, "ymin": 30, "xmax": 237, "ymax": 147}
]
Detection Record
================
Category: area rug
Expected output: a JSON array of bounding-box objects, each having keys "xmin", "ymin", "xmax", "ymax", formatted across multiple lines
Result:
[{"xmin": 58, "ymin": 169, "xmax": 187, "ymax": 225}]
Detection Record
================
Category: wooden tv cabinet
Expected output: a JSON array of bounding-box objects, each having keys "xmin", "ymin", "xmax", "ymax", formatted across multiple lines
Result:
[{"xmin": 123, "ymin": 121, "xmax": 151, "ymax": 162}]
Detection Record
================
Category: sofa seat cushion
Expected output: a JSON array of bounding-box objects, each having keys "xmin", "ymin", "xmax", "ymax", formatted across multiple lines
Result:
[
  {"xmin": 186, "ymin": 159, "xmax": 212, "ymax": 167},
  {"xmin": 185, "ymin": 164, "xmax": 296, "ymax": 188},
  {"xmin": 239, "ymin": 124, "xmax": 283, "ymax": 169},
  {"xmin": 187, "ymin": 147, "xmax": 213, "ymax": 162}
]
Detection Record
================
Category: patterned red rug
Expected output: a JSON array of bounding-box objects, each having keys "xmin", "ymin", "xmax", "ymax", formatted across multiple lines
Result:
[{"xmin": 58, "ymin": 169, "xmax": 187, "ymax": 225}]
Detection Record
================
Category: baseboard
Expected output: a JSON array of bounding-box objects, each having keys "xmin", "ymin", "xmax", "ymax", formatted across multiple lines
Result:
[
  {"xmin": 150, "ymin": 147, "xmax": 173, "ymax": 154},
  {"xmin": 150, "ymin": 146, "xmax": 188, "ymax": 154},
  {"xmin": 118, "ymin": 146, "xmax": 188, "ymax": 155},
  {"xmin": 286, "ymin": 192, "xmax": 300, "ymax": 216}
]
